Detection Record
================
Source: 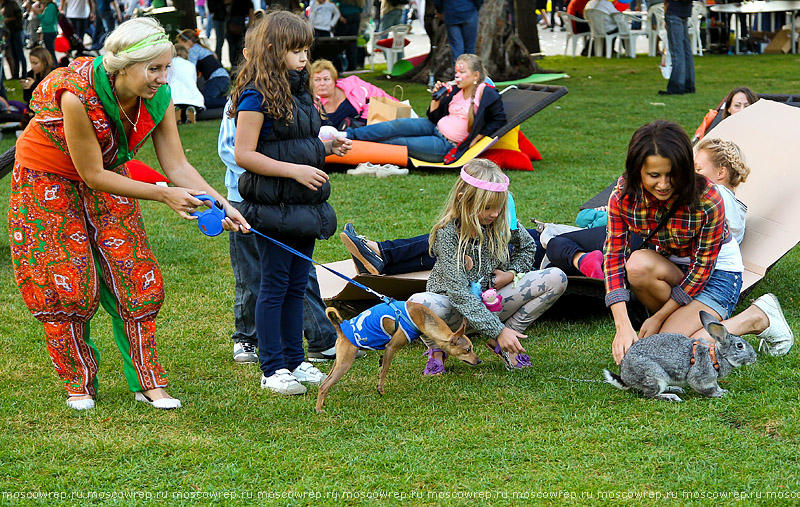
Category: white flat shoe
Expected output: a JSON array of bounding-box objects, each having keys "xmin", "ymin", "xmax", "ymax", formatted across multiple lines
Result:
[
  {"xmin": 134, "ymin": 391, "xmax": 182, "ymax": 410},
  {"xmin": 66, "ymin": 397, "xmax": 95, "ymax": 410}
]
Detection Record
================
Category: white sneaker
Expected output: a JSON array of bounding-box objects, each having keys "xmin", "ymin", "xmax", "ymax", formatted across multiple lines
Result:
[
  {"xmin": 233, "ymin": 342, "xmax": 258, "ymax": 364},
  {"xmin": 134, "ymin": 391, "xmax": 182, "ymax": 409},
  {"xmin": 375, "ymin": 164, "xmax": 409, "ymax": 178},
  {"xmin": 66, "ymin": 397, "xmax": 95, "ymax": 410},
  {"xmin": 260, "ymin": 369, "xmax": 307, "ymax": 395},
  {"xmin": 347, "ymin": 162, "xmax": 378, "ymax": 176},
  {"xmin": 291, "ymin": 361, "xmax": 328, "ymax": 384},
  {"xmin": 753, "ymin": 293, "xmax": 794, "ymax": 356}
]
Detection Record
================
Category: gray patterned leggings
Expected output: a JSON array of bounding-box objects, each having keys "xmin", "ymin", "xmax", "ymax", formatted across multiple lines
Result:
[{"xmin": 408, "ymin": 268, "xmax": 568, "ymax": 349}]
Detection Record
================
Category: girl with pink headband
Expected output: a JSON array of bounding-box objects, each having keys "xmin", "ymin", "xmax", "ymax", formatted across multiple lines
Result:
[{"xmin": 408, "ymin": 159, "xmax": 568, "ymax": 374}]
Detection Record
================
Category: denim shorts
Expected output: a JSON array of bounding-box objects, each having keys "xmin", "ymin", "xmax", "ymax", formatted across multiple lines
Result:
[{"xmin": 686, "ymin": 268, "xmax": 742, "ymax": 319}]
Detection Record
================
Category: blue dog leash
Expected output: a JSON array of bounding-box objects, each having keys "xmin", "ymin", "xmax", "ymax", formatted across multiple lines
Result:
[{"xmin": 191, "ymin": 195, "xmax": 417, "ymax": 332}]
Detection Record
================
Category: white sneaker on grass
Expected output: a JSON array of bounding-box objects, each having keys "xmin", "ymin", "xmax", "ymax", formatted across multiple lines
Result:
[
  {"xmin": 347, "ymin": 162, "xmax": 378, "ymax": 176},
  {"xmin": 753, "ymin": 293, "xmax": 794, "ymax": 356},
  {"xmin": 233, "ymin": 342, "xmax": 258, "ymax": 364},
  {"xmin": 260, "ymin": 369, "xmax": 307, "ymax": 395},
  {"xmin": 375, "ymin": 164, "xmax": 408, "ymax": 178},
  {"xmin": 292, "ymin": 362, "xmax": 328, "ymax": 384}
]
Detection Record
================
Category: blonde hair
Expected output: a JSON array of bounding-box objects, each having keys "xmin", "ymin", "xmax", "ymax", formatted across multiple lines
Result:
[
  {"xmin": 695, "ymin": 138, "xmax": 751, "ymax": 188},
  {"xmin": 228, "ymin": 10, "xmax": 313, "ymax": 122},
  {"xmin": 429, "ymin": 159, "xmax": 511, "ymax": 272},
  {"xmin": 310, "ymin": 59, "xmax": 338, "ymax": 82},
  {"xmin": 102, "ymin": 18, "xmax": 175, "ymax": 74},
  {"xmin": 455, "ymin": 53, "xmax": 486, "ymax": 132}
]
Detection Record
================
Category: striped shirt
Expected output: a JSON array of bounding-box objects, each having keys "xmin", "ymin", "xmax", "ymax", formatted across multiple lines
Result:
[{"xmin": 603, "ymin": 176, "xmax": 727, "ymax": 307}]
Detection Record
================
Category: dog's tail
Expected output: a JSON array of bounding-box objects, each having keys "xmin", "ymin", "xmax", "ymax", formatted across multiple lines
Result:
[
  {"xmin": 325, "ymin": 307, "xmax": 344, "ymax": 330},
  {"xmin": 602, "ymin": 369, "xmax": 629, "ymax": 390}
]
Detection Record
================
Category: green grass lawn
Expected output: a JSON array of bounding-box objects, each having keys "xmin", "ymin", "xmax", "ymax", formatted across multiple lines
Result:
[{"xmin": 0, "ymin": 54, "xmax": 798, "ymax": 506}]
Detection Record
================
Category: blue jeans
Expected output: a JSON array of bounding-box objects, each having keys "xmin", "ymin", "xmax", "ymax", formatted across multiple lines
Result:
[
  {"xmin": 69, "ymin": 17, "xmax": 89, "ymax": 43},
  {"xmin": 229, "ymin": 202, "xmax": 259, "ymax": 346},
  {"xmin": 303, "ymin": 267, "xmax": 337, "ymax": 353},
  {"xmin": 202, "ymin": 75, "xmax": 230, "ymax": 109},
  {"xmin": 255, "ymin": 233, "xmax": 314, "ymax": 377},
  {"xmin": 346, "ymin": 118, "xmax": 456, "ymax": 162},
  {"xmin": 665, "ymin": 14, "xmax": 695, "ymax": 94},
  {"xmin": 446, "ymin": 10, "xmax": 479, "ymax": 63},
  {"xmin": 229, "ymin": 202, "xmax": 335, "ymax": 353},
  {"xmin": 211, "ymin": 18, "xmax": 226, "ymax": 61},
  {"xmin": 42, "ymin": 32, "xmax": 57, "ymax": 62},
  {"xmin": 380, "ymin": 8, "xmax": 403, "ymax": 31},
  {"xmin": 8, "ymin": 30, "xmax": 26, "ymax": 78}
]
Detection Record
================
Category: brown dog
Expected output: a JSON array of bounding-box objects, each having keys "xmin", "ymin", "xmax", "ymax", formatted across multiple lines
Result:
[{"xmin": 315, "ymin": 302, "xmax": 481, "ymax": 413}]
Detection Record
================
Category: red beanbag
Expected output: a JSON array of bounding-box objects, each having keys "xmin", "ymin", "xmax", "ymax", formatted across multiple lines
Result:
[
  {"xmin": 126, "ymin": 160, "xmax": 170, "ymax": 185},
  {"xmin": 518, "ymin": 131, "xmax": 542, "ymax": 161},
  {"xmin": 376, "ymin": 38, "xmax": 412, "ymax": 49},
  {"xmin": 480, "ymin": 149, "xmax": 533, "ymax": 171}
]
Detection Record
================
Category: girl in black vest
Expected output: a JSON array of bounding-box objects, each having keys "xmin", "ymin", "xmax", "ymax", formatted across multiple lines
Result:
[{"xmin": 229, "ymin": 11, "xmax": 351, "ymax": 395}]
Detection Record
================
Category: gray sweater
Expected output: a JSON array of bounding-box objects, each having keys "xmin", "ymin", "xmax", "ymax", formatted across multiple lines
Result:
[{"xmin": 426, "ymin": 220, "xmax": 536, "ymax": 338}]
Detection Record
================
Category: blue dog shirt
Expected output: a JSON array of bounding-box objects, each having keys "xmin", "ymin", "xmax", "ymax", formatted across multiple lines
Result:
[{"xmin": 339, "ymin": 302, "xmax": 421, "ymax": 350}]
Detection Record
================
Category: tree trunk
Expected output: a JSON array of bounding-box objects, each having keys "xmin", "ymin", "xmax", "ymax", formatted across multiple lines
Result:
[
  {"xmin": 514, "ymin": 0, "xmax": 541, "ymax": 54},
  {"xmin": 401, "ymin": 0, "xmax": 543, "ymax": 83},
  {"xmin": 173, "ymin": 0, "xmax": 197, "ymax": 30}
]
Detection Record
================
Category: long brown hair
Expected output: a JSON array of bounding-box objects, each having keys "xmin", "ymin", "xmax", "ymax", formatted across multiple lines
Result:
[
  {"xmin": 722, "ymin": 86, "xmax": 758, "ymax": 118},
  {"xmin": 623, "ymin": 120, "xmax": 699, "ymax": 209},
  {"xmin": 29, "ymin": 46, "xmax": 56, "ymax": 78},
  {"xmin": 228, "ymin": 11, "xmax": 313, "ymax": 122}
]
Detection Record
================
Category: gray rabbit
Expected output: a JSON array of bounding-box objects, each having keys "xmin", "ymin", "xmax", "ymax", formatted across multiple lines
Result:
[{"xmin": 603, "ymin": 311, "xmax": 757, "ymax": 402}]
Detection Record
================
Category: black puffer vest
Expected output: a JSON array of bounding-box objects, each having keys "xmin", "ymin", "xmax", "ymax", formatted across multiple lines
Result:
[{"xmin": 238, "ymin": 69, "xmax": 337, "ymax": 239}]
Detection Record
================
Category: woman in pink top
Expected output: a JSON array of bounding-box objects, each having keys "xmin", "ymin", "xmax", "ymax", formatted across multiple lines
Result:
[{"xmin": 343, "ymin": 54, "xmax": 506, "ymax": 163}]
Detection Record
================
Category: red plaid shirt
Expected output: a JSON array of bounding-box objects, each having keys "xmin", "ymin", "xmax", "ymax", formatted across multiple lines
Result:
[{"xmin": 603, "ymin": 176, "xmax": 727, "ymax": 307}]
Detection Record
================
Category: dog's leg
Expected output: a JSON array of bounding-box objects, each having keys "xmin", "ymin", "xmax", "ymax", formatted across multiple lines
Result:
[
  {"xmin": 315, "ymin": 336, "xmax": 359, "ymax": 413},
  {"xmin": 377, "ymin": 330, "xmax": 408, "ymax": 395}
]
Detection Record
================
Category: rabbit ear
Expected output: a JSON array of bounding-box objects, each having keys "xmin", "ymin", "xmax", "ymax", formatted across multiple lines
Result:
[{"xmin": 700, "ymin": 311, "xmax": 728, "ymax": 343}]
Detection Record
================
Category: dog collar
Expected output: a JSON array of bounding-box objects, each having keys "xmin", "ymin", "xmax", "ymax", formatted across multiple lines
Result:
[{"xmin": 690, "ymin": 340, "xmax": 720, "ymax": 372}]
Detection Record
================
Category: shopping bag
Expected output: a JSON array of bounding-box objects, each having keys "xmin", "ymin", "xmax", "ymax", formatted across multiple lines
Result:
[{"xmin": 366, "ymin": 96, "xmax": 413, "ymax": 124}]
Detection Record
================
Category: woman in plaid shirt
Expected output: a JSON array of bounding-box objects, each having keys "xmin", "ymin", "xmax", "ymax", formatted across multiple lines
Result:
[
  {"xmin": 604, "ymin": 121, "xmax": 793, "ymax": 364},
  {"xmin": 605, "ymin": 121, "xmax": 734, "ymax": 364}
]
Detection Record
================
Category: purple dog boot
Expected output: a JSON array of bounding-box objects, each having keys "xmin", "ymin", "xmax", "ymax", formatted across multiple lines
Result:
[{"xmin": 423, "ymin": 348, "xmax": 448, "ymax": 376}]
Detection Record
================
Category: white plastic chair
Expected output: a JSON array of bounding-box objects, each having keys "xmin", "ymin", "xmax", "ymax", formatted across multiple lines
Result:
[
  {"xmin": 617, "ymin": 12, "xmax": 648, "ymax": 57},
  {"xmin": 557, "ymin": 11, "xmax": 591, "ymax": 56},
  {"xmin": 584, "ymin": 8, "xmax": 620, "ymax": 58},
  {"xmin": 647, "ymin": 4, "xmax": 667, "ymax": 57},
  {"xmin": 688, "ymin": 1, "xmax": 706, "ymax": 55},
  {"xmin": 368, "ymin": 23, "xmax": 411, "ymax": 73}
]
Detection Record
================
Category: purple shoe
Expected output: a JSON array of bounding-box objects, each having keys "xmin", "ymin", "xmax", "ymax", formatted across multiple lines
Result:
[
  {"xmin": 423, "ymin": 348, "xmax": 448, "ymax": 375},
  {"xmin": 489, "ymin": 344, "xmax": 531, "ymax": 371}
]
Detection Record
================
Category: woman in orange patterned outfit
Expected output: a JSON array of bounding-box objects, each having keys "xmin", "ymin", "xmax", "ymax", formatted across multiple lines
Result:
[{"xmin": 8, "ymin": 18, "xmax": 248, "ymax": 410}]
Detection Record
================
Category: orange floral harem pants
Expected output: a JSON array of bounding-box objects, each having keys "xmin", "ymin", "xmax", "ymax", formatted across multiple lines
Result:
[{"xmin": 8, "ymin": 163, "xmax": 168, "ymax": 397}]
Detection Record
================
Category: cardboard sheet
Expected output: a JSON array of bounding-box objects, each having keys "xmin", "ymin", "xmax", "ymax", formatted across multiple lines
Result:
[
  {"xmin": 320, "ymin": 100, "xmax": 800, "ymax": 302},
  {"xmin": 703, "ymin": 99, "xmax": 800, "ymax": 293}
]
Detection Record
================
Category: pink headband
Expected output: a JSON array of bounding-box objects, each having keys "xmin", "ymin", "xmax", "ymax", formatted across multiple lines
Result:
[{"xmin": 460, "ymin": 168, "xmax": 509, "ymax": 192}]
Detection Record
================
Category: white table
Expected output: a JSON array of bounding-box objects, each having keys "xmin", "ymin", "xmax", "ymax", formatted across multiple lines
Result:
[{"xmin": 710, "ymin": 1, "xmax": 800, "ymax": 54}]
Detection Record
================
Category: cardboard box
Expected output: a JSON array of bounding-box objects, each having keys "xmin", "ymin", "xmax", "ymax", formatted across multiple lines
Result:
[{"xmin": 764, "ymin": 28, "xmax": 795, "ymax": 54}]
